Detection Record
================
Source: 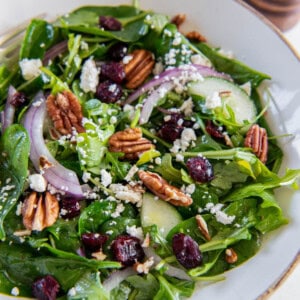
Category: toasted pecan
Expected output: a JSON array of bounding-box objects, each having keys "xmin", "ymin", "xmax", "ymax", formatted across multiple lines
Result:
[
  {"xmin": 46, "ymin": 90, "xmax": 85, "ymax": 135},
  {"xmin": 171, "ymin": 14, "xmax": 186, "ymax": 28},
  {"xmin": 22, "ymin": 191, "xmax": 59, "ymax": 231},
  {"xmin": 123, "ymin": 49, "xmax": 155, "ymax": 89},
  {"xmin": 185, "ymin": 30, "xmax": 207, "ymax": 43},
  {"xmin": 108, "ymin": 127, "xmax": 154, "ymax": 160},
  {"xmin": 138, "ymin": 170, "xmax": 193, "ymax": 206},
  {"xmin": 244, "ymin": 124, "xmax": 268, "ymax": 163}
]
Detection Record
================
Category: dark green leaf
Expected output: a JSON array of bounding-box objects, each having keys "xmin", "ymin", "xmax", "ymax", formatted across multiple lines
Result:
[{"xmin": 0, "ymin": 124, "xmax": 30, "ymax": 240}]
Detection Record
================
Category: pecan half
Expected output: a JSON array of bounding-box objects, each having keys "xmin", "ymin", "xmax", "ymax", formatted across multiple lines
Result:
[
  {"xmin": 46, "ymin": 90, "xmax": 85, "ymax": 135},
  {"xmin": 244, "ymin": 124, "xmax": 268, "ymax": 163},
  {"xmin": 123, "ymin": 49, "xmax": 155, "ymax": 89},
  {"xmin": 108, "ymin": 127, "xmax": 154, "ymax": 160},
  {"xmin": 185, "ymin": 31, "xmax": 207, "ymax": 43},
  {"xmin": 195, "ymin": 214, "xmax": 211, "ymax": 241},
  {"xmin": 225, "ymin": 248, "xmax": 238, "ymax": 264},
  {"xmin": 138, "ymin": 170, "xmax": 193, "ymax": 207},
  {"xmin": 22, "ymin": 191, "xmax": 59, "ymax": 231},
  {"xmin": 171, "ymin": 14, "xmax": 186, "ymax": 28}
]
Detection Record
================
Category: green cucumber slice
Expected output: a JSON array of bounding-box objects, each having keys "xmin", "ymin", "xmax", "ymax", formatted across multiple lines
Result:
[
  {"xmin": 141, "ymin": 193, "xmax": 182, "ymax": 238},
  {"xmin": 188, "ymin": 77, "xmax": 257, "ymax": 124}
]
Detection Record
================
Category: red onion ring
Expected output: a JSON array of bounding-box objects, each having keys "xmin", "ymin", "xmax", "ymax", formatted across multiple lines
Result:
[
  {"xmin": 23, "ymin": 92, "xmax": 83, "ymax": 198},
  {"xmin": 1, "ymin": 85, "xmax": 17, "ymax": 132},
  {"xmin": 124, "ymin": 64, "xmax": 230, "ymax": 106}
]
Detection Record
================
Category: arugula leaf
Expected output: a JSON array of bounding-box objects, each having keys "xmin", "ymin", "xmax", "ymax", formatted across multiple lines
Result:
[
  {"xmin": 67, "ymin": 272, "xmax": 109, "ymax": 300},
  {"xmin": 154, "ymin": 274, "xmax": 195, "ymax": 300},
  {"xmin": 105, "ymin": 152, "xmax": 131, "ymax": 182},
  {"xmin": 154, "ymin": 154, "xmax": 182, "ymax": 184},
  {"xmin": 0, "ymin": 124, "xmax": 30, "ymax": 241}
]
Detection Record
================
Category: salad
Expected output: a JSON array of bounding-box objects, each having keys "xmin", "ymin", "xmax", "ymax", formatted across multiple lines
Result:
[{"xmin": 0, "ymin": 2, "xmax": 300, "ymax": 299}]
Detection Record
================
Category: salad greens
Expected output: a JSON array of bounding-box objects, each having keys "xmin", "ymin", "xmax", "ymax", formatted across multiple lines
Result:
[{"xmin": 0, "ymin": 2, "xmax": 299, "ymax": 300}]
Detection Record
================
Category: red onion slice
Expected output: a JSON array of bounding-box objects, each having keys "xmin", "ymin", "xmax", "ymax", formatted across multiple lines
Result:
[
  {"xmin": 43, "ymin": 40, "xmax": 68, "ymax": 66},
  {"xmin": 23, "ymin": 92, "xmax": 83, "ymax": 198},
  {"xmin": 139, "ymin": 82, "xmax": 174, "ymax": 124},
  {"xmin": 1, "ymin": 85, "xmax": 17, "ymax": 132},
  {"xmin": 124, "ymin": 64, "xmax": 230, "ymax": 106}
]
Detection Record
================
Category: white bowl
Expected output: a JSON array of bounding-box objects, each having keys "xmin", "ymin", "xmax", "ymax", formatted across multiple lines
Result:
[{"xmin": 0, "ymin": 0, "xmax": 300, "ymax": 299}]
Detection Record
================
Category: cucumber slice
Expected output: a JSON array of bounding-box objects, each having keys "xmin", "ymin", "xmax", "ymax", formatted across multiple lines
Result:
[
  {"xmin": 188, "ymin": 77, "xmax": 257, "ymax": 124},
  {"xmin": 141, "ymin": 193, "xmax": 182, "ymax": 238}
]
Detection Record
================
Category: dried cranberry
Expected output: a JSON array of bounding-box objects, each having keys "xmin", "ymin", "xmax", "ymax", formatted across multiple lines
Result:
[
  {"xmin": 96, "ymin": 80, "xmax": 123, "ymax": 103},
  {"xmin": 159, "ymin": 123, "xmax": 183, "ymax": 142},
  {"xmin": 81, "ymin": 233, "xmax": 108, "ymax": 252},
  {"xmin": 10, "ymin": 91, "xmax": 27, "ymax": 107},
  {"xmin": 32, "ymin": 275, "xmax": 60, "ymax": 300},
  {"xmin": 186, "ymin": 156, "xmax": 214, "ymax": 183},
  {"xmin": 206, "ymin": 120, "xmax": 224, "ymax": 139},
  {"xmin": 111, "ymin": 235, "xmax": 145, "ymax": 266},
  {"xmin": 108, "ymin": 42, "xmax": 128, "ymax": 61},
  {"xmin": 60, "ymin": 198, "xmax": 81, "ymax": 219},
  {"xmin": 99, "ymin": 16, "xmax": 122, "ymax": 31},
  {"xmin": 158, "ymin": 113, "xmax": 185, "ymax": 142},
  {"xmin": 100, "ymin": 62, "xmax": 125, "ymax": 84},
  {"xmin": 172, "ymin": 233, "xmax": 202, "ymax": 269}
]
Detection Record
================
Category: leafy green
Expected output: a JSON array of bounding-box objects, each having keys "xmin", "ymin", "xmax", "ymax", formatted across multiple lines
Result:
[
  {"xmin": 0, "ymin": 242, "xmax": 117, "ymax": 292},
  {"xmin": 67, "ymin": 272, "xmax": 109, "ymax": 300},
  {"xmin": 20, "ymin": 19, "xmax": 58, "ymax": 59},
  {"xmin": 0, "ymin": 125, "xmax": 30, "ymax": 241},
  {"xmin": 154, "ymin": 274, "xmax": 194, "ymax": 300}
]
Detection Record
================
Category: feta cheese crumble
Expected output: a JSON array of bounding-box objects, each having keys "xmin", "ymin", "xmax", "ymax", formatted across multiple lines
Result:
[
  {"xmin": 19, "ymin": 58, "xmax": 42, "ymax": 80},
  {"xmin": 80, "ymin": 58, "xmax": 99, "ymax": 93},
  {"xmin": 205, "ymin": 91, "xmax": 222, "ymax": 109},
  {"xmin": 28, "ymin": 173, "xmax": 47, "ymax": 192}
]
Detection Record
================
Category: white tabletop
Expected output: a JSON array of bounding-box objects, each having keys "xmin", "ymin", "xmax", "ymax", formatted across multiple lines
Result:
[{"xmin": 269, "ymin": 21, "xmax": 300, "ymax": 300}]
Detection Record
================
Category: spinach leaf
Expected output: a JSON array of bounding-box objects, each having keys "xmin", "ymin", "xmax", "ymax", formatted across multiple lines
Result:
[
  {"xmin": 194, "ymin": 43, "xmax": 271, "ymax": 87},
  {"xmin": 78, "ymin": 200, "xmax": 117, "ymax": 235},
  {"xmin": 20, "ymin": 19, "xmax": 58, "ymax": 59},
  {"xmin": 0, "ymin": 124, "xmax": 30, "ymax": 241},
  {"xmin": 67, "ymin": 272, "xmax": 109, "ymax": 300},
  {"xmin": 0, "ymin": 242, "xmax": 115, "ymax": 292},
  {"xmin": 58, "ymin": 6, "xmax": 149, "ymax": 42}
]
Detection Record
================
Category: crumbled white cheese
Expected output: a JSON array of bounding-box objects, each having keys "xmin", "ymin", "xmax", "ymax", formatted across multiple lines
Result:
[
  {"xmin": 80, "ymin": 58, "xmax": 99, "ymax": 93},
  {"xmin": 11, "ymin": 287, "xmax": 19, "ymax": 296},
  {"xmin": 124, "ymin": 165, "xmax": 139, "ymax": 182},
  {"xmin": 122, "ymin": 55, "xmax": 133, "ymax": 65},
  {"xmin": 19, "ymin": 58, "xmax": 42, "ymax": 80},
  {"xmin": 170, "ymin": 128, "xmax": 197, "ymax": 153},
  {"xmin": 152, "ymin": 61, "xmax": 164, "ymax": 75},
  {"xmin": 68, "ymin": 287, "xmax": 77, "ymax": 297},
  {"xmin": 180, "ymin": 97, "xmax": 194, "ymax": 116},
  {"xmin": 28, "ymin": 173, "xmax": 47, "ymax": 192},
  {"xmin": 154, "ymin": 157, "xmax": 162, "ymax": 165},
  {"xmin": 100, "ymin": 169, "xmax": 112, "ymax": 187},
  {"xmin": 110, "ymin": 183, "xmax": 143, "ymax": 207},
  {"xmin": 135, "ymin": 257, "xmax": 154, "ymax": 274},
  {"xmin": 111, "ymin": 203, "xmax": 125, "ymax": 218},
  {"xmin": 204, "ymin": 202, "xmax": 235, "ymax": 225},
  {"xmin": 205, "ymin": 91, "xmax": 222, "ymax": 109},
  {"xmin": 126, "ymin": 225, "xmax": 144, "ymax": 240}
]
